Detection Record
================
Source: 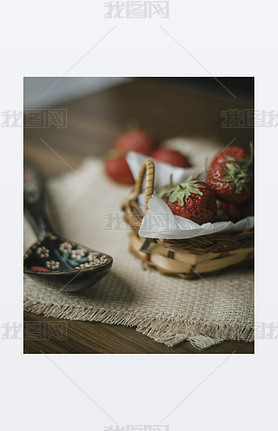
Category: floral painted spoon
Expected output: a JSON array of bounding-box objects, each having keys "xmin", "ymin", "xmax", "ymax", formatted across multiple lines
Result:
[{"xmin": 24, "ymin": 160, "xmax": 113, "ymax": 292}]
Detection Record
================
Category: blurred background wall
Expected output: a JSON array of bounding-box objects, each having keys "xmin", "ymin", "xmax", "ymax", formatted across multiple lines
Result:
[
  {"xmin": 24, "ymin": 77, "xmax": 132, "ymax": 109},
  {"xmin": 24, "ymin": 77, "xmax": 253, "ymax": 109}
]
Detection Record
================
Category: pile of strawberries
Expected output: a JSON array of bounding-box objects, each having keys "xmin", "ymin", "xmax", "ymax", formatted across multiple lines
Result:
[
  {"xmin": 104, "ymin": 129, "xmax": 190, "ymax": 185},
  {"xmin": 104, "ymin": 129, "xmax": 253, "ymax": 226},
  {"xmin": 159, "ymin": 145, "xmax": 253, "ymax": 225}
]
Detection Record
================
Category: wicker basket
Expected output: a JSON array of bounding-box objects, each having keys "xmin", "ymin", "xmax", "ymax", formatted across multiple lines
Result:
[{"xmin": 121, "ymin": 160, "xmax": 254, "ymax": 279}]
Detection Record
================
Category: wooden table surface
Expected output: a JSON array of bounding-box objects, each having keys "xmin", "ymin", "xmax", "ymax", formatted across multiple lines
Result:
[{"xmin": 24, "ymin": 78, "xmax": 254, "ymax": 354}]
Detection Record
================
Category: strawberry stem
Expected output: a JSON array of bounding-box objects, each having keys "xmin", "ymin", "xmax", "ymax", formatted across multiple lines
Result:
[{"xmin": 169, "ymin": 174, "xmax": 173, "ymax": 188}]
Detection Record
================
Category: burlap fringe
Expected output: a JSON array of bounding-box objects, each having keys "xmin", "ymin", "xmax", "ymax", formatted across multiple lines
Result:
[{"xmin": 24, "ymin": 299, "xmax": 254, "ymax": 349}]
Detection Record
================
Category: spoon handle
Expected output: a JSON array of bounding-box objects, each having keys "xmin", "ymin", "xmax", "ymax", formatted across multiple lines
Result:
[{"xmin": 24, "ymin": 160, "xmax": 54, "ymax": 239}]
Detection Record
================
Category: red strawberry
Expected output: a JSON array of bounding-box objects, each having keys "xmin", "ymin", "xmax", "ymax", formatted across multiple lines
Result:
[
  {"xmin": 114, "ymin": 130, "xmax": 159, "ymax": 156},
  {"xmin": 167, "ymin": 176, "xmax": 217, "ymax": 224},
  {"xmin": 217, "ymin": 202, "xmax": 242, "ymax": 222},
  {"xmin": 206, "ymin": 145, "xmax": 253, "ymax": 204},
  {"xmin": 217, "ymin": 198, "xmax": 254, "ymax": 222},
  {"xmin": 217, "ymin": 196, "xmax": 254, "ymax": 223},
  {"xmin": 210, "ymin": 146, "xmax": 250, "ymax": 169},
  {"xmin": 105, "ymin": 154, "xmax": 134, "ymax": 185},
  {"xmin": 152, "ymin": 148, "xmax": 190, "ymax": 168}
]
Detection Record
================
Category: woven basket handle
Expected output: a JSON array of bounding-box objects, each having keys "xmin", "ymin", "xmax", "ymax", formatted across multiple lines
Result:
[{"xmin": 121, "ymin": 160, "xmax": 155, "ymax": 214}]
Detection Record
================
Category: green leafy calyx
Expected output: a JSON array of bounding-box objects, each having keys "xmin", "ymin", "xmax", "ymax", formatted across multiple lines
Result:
[
  {"xmin": 222, "ymin": 147, "xmax": 253, "ymax": 194},
  {"xmin": 168, "ymin": 176, "xmax": 204, "ymax": 206}
]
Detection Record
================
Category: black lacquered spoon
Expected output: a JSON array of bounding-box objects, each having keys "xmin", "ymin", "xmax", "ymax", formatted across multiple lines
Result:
[{"xmin": 24, "ymin": 160, "xmax": 113, "ymax": 292}]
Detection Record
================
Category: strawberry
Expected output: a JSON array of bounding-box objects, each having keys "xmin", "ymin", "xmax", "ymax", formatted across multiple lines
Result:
[
  {"xmin": 217, "ymin": 202, "xmax": 242, "ymax": 222},
  {"xmin": 105, "ymin": 153, "xmax": 134, "ymax": 185},
  {"xmin": 206, "ymin": 145, "xmax": 253, "ymax": 204},
  {"xmin": 114, "ymin": 129, "xmax": 159, "ymax": 156},
  {"xmin": 210, "ymin": 146, "xmax": 250, "ymax": 169},
  {"xmin": 167, "ymin": 176, "xmax": 217, "ymax": 224},
  {"xmin": 217, "ymin": 198, "xmax": 254, "ymax": 222},
  {"xmin": 152, "ymin": 147, "xmax": 190, "ymax": 168}
]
